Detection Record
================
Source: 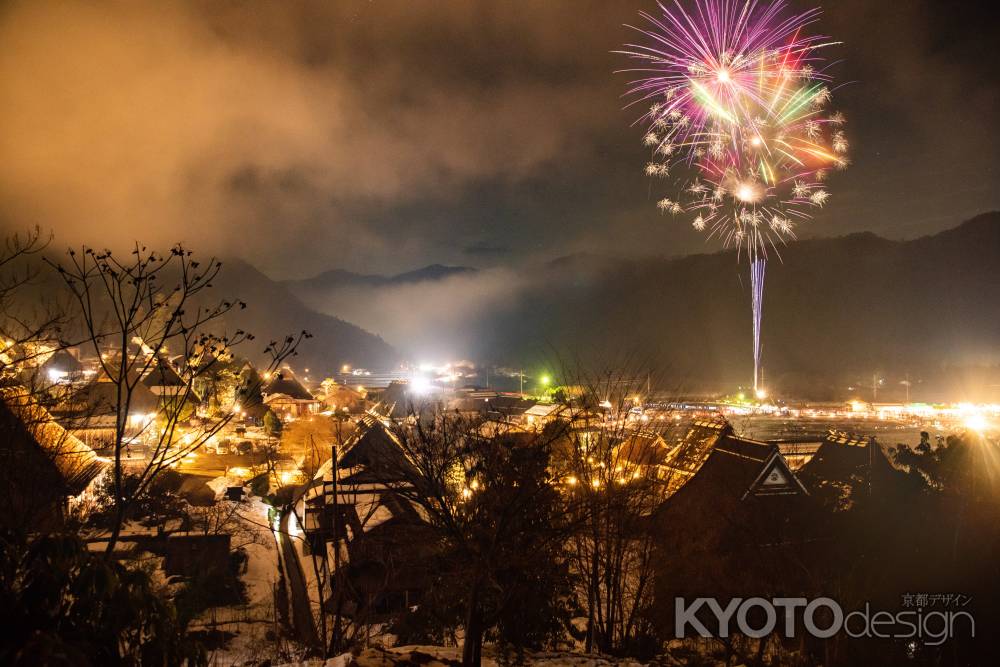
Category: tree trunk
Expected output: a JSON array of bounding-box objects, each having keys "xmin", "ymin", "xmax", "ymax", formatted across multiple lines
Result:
[
  {"xmin": 104, "ymin": 495, "xmax": 126, "ymax": 556},
  {"xmin": 585, "ymin": 507, "xmax": 601, "ymax": 653},
  {"xmin": 462, "ymin": 578, "xmax": 484, "ymax": 667},
  {"xmin": 585, "ymin": 539, "xmax": 598, "ymax": 652},
  {"xmin": 754, "ymin": 633, "xmax": 770, "ymax": 666},
  {"xmin": 104, "ymin": 410, "xmax": 126, "ymax": 557},
  {"xmin": 105, "ymin": 511, "xmax": 123, "ymax": 555}
]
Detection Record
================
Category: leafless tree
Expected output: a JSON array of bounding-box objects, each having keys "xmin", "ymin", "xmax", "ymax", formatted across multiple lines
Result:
[
  {"xmin": 551, "ymin": 358, "xmax": 682, "ymax": 655},
  {"xmin": 0, "ymin": 227, "xmax": 66, "ymax": 377},
  {"xmin": 186, "ymin": 497, "xmax": 270, "ymax": 551},
  {"xmin": 47, "ymin": 243, "xmax": 309, "ymax": 554},
  {"xmin": 372, "ymin": 409, "xmax": 582, "ymax": 667}
]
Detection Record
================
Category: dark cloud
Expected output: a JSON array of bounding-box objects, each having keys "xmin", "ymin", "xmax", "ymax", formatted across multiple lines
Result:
[
  {"xmin": 0, "ymin": 0, "xmax": 997, "ymax": 278},
  {"xmin": 463, "ymin": 242, "xmax": 512, "ymax": 258}
]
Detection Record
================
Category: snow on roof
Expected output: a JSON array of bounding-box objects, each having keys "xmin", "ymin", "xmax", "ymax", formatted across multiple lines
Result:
[
  {"xmin": 1, "ymin": 387, "xmax": 107, "ymax": 496},
  {"xmin": 141, "ymin": 356, "xmax": 186, "ymax": 387},
  {"xmin": 524, "ymin": 402, "xmax": 564, "ymax": 418},
  {"xmin": 263, "ymin": 370, "xmax": 314, "ymax": 400}
]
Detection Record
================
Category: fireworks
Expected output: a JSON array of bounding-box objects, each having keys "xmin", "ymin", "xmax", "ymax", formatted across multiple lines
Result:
[
  {"xmin": 619, "ymin": 0, "xmax": 848, "ymax": 259},
  {"xmin": 619, "ymin": 0, "xmax": 849, "ymax": 392}
]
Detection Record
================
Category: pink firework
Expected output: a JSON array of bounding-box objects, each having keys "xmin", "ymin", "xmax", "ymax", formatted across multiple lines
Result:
[{"xmin": 619, "ymin": 0, "xmax": 848, "ymax": 260}]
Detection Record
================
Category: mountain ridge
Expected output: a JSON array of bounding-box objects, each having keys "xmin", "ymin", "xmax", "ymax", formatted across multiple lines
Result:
[
  {"xmin": 284, "ymin": 263, "xmax": 476, "ymax": 291},
  {"xmin": 279, "ymin": 211, "xmax": 1000, "ymax": 398}
]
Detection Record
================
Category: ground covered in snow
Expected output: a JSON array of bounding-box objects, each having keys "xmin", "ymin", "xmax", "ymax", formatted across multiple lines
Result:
[
  {"xmin": 190, "ymin": 497, "xmax": 302, "ymax": 666},
  {"xmin": 273, "ymin": 644, "xmax": 711, "ymax": 667}
]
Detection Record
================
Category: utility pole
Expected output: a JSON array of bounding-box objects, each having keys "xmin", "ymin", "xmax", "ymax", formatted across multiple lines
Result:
[
  {"xmin": 519, "ymin": 369, "xmax": 524, "ymax": 398},
  {"xmin": 872, "ymin": 372, "xmax": 878, "ymax": 403},
  {"xmin": 867, "ymin": 436, "xmax": 876, "ymax": 498},
  {"xmin": 329, "ymin": 443, "xmax": 342, "ymax": 653}
]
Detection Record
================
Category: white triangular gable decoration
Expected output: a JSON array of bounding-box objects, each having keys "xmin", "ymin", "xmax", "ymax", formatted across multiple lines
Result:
[
  {"xmin": 743, "ymin": 453, "xmax": 809, "ymax": 499},
  {"xmin": 762, "ymin": 465, "xmax": 789, "ymax": 486}
]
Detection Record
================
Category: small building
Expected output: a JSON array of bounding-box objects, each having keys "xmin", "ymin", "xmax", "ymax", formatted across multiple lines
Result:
[
  {"xmin": 318, "ymin": 379, "xmax": 367, "ymax": 414},
  {"xmin": 141, "ymin": 355, "xmax": 190, "ymax": 398},
  {"xmin": 262, "ymin": 369, "xmax": 320, "ymax": 419},
  {"xmin": 611, "ymin": 431, "xmax": 673, "ymax": 473},
  {"xmin": 302, "ymin": 412, "xmax": 432, "ymax": 619},
  {"xmin": 38, "ymin": 348, "xmax": 85, "ymax": 385},
  {"xmin": 796, "ymin": 429, "xmax": 909, "ymax": 509},
  {"xmin": 522, "ymin": 402, "xmax": 567, "ymax": 428},
  {"xmin": 51, "ymin": 379, "xmax": 160, "ymax": 449}
]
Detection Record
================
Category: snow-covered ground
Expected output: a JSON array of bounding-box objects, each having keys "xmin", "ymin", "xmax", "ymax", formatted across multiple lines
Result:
[
  {"xmin": 193, "ymin": 497, "xmax": 289, "ymax": 666},
  {"xmin": 274, "ymin": 645, "xmax": 653, "ymax": 667}
]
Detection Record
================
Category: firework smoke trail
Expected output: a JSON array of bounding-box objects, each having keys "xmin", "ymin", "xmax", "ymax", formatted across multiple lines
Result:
[
  {"xmin": 619, "ymin": 0, "xmax": 849, "ymax": 392},
  {"xmin": 750, "ymin": 256, "xmax": 765, "ymax": 392}
]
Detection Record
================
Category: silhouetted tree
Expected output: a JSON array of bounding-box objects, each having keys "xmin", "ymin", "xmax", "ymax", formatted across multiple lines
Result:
[
  {"xmin": 378, "ymin": 413, "xmax": 579, "ymax": 666},
  {"xmin": 0, "ymin": 529, "xmax": 205, "ymax": 665},
  {"xmin": 48, "ymin": 243, "xmax": 308, "ymax": 554},
  {"xmin": 263, "ymin": 408, "xmax": 283, "ymax": 439},
  {"xmin": 551, "ymin": 362, "xmax": 677, "ymax": 657}
]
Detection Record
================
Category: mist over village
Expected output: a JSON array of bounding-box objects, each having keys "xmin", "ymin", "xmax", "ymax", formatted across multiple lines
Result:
[{"xmin": 1, "ymin": 1, "xmax": 999, "ymax": 666}]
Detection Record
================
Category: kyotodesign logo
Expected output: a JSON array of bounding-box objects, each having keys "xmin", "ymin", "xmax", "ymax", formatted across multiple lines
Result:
[{"xmin": 674, "ymin": 596, "xmax": 975, "ymax": 646}]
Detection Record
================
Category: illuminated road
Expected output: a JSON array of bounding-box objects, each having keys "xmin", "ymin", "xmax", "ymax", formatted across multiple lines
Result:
[
  {"xmin": 278, "ymin": 494, "xmax": 320, "ymax": 649},
  {"xmin": 734, "ymin": 415, "xmax": 938, "ymax": 447},
  {"xmin": 174, "ymin": 451, "xmax": 295, "ymax": 479}
]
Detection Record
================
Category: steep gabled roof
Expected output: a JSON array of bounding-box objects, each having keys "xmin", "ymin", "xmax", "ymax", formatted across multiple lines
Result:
[
  {"xmin": 613, "ymin": 432, "xmax": 670, "ymax": 466},
  {"xmin": 710, "ymin": 434, "xmax": 807, "ymax": 499},
  {"xmin": 263, "ymin": 369, "xmax": 313, "ymax": 400},
  {"xmin": 142, "ymin": 355, "xmax": 186, "ymax": 388},
  {"xmin": 661, "ymin": 418, "xmax": 731, "ymax": 493},
  {"xmin": 524, "ymin": 402, "xmax": 565, "ymax": 419},
  {"xmin": 40, "ymin": 349, "xmax": 83, "ymax": 374},
  {"xmin": 1, "ymin": 388, "xmax": 107, "ymax": 496},
  {"xmin": 796, "ymin": 430, "xmax": 906, "ymax": 505},
  {"xmin": 55, "ymin": 379, "xmax": 160, "ymax": 417},
  {"xmin": 338, "ymin": 420, "xmax": 413, "ymax": 483},
  {"xmin": 654, "ymin": 431, "xmax": 807, "ymax": 532}
]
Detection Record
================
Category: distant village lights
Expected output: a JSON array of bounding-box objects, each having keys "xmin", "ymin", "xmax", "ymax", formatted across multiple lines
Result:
[
  {"xmin": 962, "ymin": 410, "xmax": 989, "ymax": 433},
  {"xmin": 409, "ymin": 375, "xmax": 433, "ymax": 395}
]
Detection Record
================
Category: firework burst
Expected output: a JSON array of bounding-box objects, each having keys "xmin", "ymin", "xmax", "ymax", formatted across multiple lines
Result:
[{"xmin": 619, "ymin": 0, "xmax": 848, "ymax": 260}]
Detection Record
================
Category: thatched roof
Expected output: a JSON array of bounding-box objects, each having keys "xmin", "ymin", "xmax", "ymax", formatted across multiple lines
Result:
[
  {"xmin": 338, "ymin": 420, "xmax": 413, "ymax": 483},
  {"xmin": 142, "ymin": 355, "xmax": 187, "ymax": 388},
  {"xmin": 613, "ymin": 433, "xmax": 670, "ymax": 466},
  {"xmin": 59, "ymin": 380, "xmax": 159, "ymax": 416},
  {"xmin": 263, "ymin": 370, "xmax": 313, "ymax": 400},
  {"xmin": 1, "ymin": 387, "xmax": 107, "ymax": 496}
]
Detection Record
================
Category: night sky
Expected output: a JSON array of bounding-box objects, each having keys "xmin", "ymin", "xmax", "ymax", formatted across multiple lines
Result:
[{"xmin": 1, "ymin": 0, "xmax": 997, "ymax": 278}]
